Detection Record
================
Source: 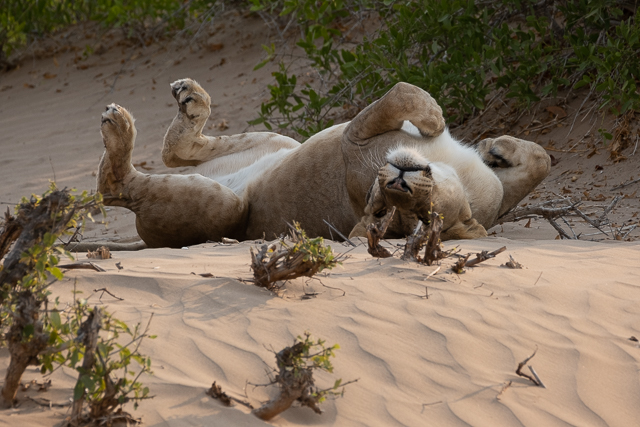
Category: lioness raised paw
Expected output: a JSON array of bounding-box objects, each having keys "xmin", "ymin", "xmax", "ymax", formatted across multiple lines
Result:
[
  {"xmin": 344, "ymin": 82, "xmax": 445, "ymax": 146},
  {"xmin": 170, "ymin": 78, "xmax": 211, "ymax": 122}
]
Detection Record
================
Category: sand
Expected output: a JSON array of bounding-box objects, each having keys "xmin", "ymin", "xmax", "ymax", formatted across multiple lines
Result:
[{"xmin": 1, "ymin": 9, "xmax": 640, "ymax": 427}]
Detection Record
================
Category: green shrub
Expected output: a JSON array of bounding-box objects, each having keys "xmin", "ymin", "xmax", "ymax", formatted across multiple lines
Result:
[
  {"xmin": 249, "ymin": 0, "xmax": 640, "ymax": 139},
  {"xmin": 0, "ymin": 0, "xmax": 222, "ymax": 67},
  {"xmin": 0, "ymin": 185, "xmax": 153, "ymax": 421}
]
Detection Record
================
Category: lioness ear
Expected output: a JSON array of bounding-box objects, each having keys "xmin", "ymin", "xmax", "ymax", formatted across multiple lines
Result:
[{"xmin": 348, "ymin": 221, "xmax": 369, "ymax": 239}]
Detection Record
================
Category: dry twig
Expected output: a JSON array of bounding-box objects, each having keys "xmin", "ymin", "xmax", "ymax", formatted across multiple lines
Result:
[
  {"xmin": 496, "ymin": 381, "xmax": 512, "ymax": 400},
  {"xmin": 207, "ymin": 381, "xmax": 254, "ymax": 409},
  {"xmin": 93, "ymin": 288, "xmax": 124, "ymax": 301},
  {"xmin": 503, "ymin": 255, "xmax": 523, "ymax": 269},
  {"xmin": 401, "ymin": 212, "xmax": 447, "ymax": 264},
  {"xmin": 250, "ymin": 223, "xmax": 340, "ymax": 290},
  {"xmin": 465, "ymin": 246, "xmax": 507, "ymax": 267},
  {"xmin": 86, "ymin": 246, "xmax": 111, "ymax": 259},
  {"xmin": 516, "ymin": 347, "xmax": 545, "ymax": 388},
  {"xmin": 365, "ymin": 207, "xmax": 395, "ymax": 258},
  {"xmin": 58, "ymin": 262, "xmax": 106, "ymax": 272},
  {"xmin": 499, "ymin": 196, "xmax": 622, "ymax": 239}
]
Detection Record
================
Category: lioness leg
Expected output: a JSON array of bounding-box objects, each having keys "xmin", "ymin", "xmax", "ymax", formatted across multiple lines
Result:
[
  {"xmin": 99, "ymin": 104, "xmax": 247, "ymax": 247},
  {"xmin": 162, "ymin": 78, "xmax": 299, "ymax": 168},
  {"xmin": 476, "ymin": 136, "xmax": 551, "ymax": 217},
  {"xmin": 343, "ymin": 82, "xmax": 446, "ymax": 146}
]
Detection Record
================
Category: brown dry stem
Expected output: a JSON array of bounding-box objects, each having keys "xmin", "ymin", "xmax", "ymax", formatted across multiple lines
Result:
[
  {"xmin": 365, "ymin": 206, "xmax": 396, "ymax": 258},
  {"xmin": 0, "ymin": 189, "xmax": 78, "ymax": 291},
  {"xmin": 504, "ymin": 254, "xmax": 523, "ymax": 269},
  {"xmin": 70, "ymin": 307, "xmax": 104, "ymax": 425},
  {"xmin": 86, "ymin": 246, "xmax": 111, "ymax": 259},
  {"xmin": 451, "ymin": 254, "xmax": 470, "ymax": 274},
  {"xmin": 1, "ymin": 291, "xmax": 50, "ymax": 406},
  {"xmin": 515, "ymin": 347, "xmax": 545, "ymax": 388},
  {"xmin": 207, "ymin": 382, "xmax": 232, "ymax": 406},
  {"xmin": 250, "ymin": 224, "xmax": 339, "ymax": 290},
  {"xmin": 252, "ymin": 343, "xmax": 321, "ymax": 421},
  {"xmin": 422, "ymin": 213, "xmax": 444, "ymax": 265},
  {"xmin": 401, "ymin": 220, "xmax": 427, "ymax": 262},
  {"xmin": 465, "ymin": 246, "xmax": 507, "ymax": 268},
  {"xmin": 401, "ymin": 212, "xmax": 446, "ymax": 265},
  {"xmin": 499, "ymin": 196, "xmax": 622, "ymax": 240}
]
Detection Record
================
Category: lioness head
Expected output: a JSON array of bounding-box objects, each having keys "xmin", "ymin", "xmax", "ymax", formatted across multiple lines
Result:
[{"xmin": 350, "ymin": 146, "xmax": 435, "ymax": 239}]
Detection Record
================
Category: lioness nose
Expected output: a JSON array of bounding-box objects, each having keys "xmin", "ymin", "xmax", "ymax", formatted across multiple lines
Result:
[{"xmin": 386, "ymin": 177, "xmax": 410, "ymax": 193}]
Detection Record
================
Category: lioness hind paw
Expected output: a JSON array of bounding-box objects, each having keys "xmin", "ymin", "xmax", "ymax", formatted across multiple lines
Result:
[{"xmin": 486, "ymin": 148, "xmax": 513, "ymax": 169}]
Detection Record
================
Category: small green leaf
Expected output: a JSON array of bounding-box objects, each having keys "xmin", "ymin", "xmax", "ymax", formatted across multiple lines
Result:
[{"xmin": 50, "ymin": 311, "xmax": 62, "ymax": 329}]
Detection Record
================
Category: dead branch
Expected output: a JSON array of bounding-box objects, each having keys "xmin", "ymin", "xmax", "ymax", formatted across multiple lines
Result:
[
  {"xmin": 1, "ymin": 291, "xmax": 50, "ymax": 406},
  {"xmin": 70, "ymin": 307, "xmax": 104, "ymax": 425},
  {"xmin": 422, "ymin": 213, "xmax": 444, "ymax": 266},
  {"xmin": 0, "ymin": 189, "xmax": 79, "ymax": 290},
  {"xmin": 424, "ymin": 266, "xmax": 441, "ymax": 280},
  {"xmin": 58, "ymin": 262, "xmax": 106, "ymax": 272},
  {"xmin": 365, "ymin": 206, "xmax": 395, "ymax": 258},
  {"xmin": 496, "ymin": 381, "xmax": 512, "ymax": 400},
  {"xmin": 252, "ymin": 342, "xmax": 318, "ymax": 420},
  {"xmin": 515, "ymin": 347, "xmax": 544, "ymax": 387},
  {"xmin": 499, "ymin": 198, "xmax": 582, "ymax": 223},
  {"xmin": 612, "ymin": 177, "xmax": 640, "ymax": 191},
  {"xmin": 65, "ymin": 241, "xmax": 147, "ymax": 252},
  {"xmin": 528, "ymin": 366, "xmax": 546, "ymax": 389},
  {"xmin": 503, "ymin": 255, "xmax": 523, "ymax": 269},
  {"xmin": 401, "ymin": 212, "xmax": 448, "ymax": 264},
  {"xmin": 451, "ymin": 254, "xmax": 470, "ymax": 274},
  {"xmin": 93, "ymin": 288, "xmax": 124, "ymax": 301},
  {"xmin": 250, "ymin": 223, "xmax": 339, "ymax": 290},
  {"xmin": 498, "ymin": 196, "xmax": 622, "ymax": 239},
  {"xmin": 86, "ymin": 246, "xmax": 111, "ymax": 259},
  {"xmin": 27, "ymin": 396, "xmax": 72, "ymax": 408},
  {"xmin": 465, "ymin": 246, "xmax": 506, "ymax": 268},
  {"xmin": 207, "ymin": 381, "xmax": 254, "ymax": 409},
  {"xmin": 323, "ymin": 219, "xmax": 356, "ymax": 247},
  {"xmin": 401, "ymin": 220, "xmax": 427, "ymax": 262},
  {"xmin": 207, "ymin": 382, "xmax": 232, "ymax": 406}
]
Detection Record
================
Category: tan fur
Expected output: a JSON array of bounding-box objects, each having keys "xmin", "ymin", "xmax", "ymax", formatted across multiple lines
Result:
[
  {"xmin": 97, "ymin": 80, "xmax": 550, "ymax": 248},
  {"xmin": 98, "ymin": 104, "xmax": 246, "ymax": 248}
]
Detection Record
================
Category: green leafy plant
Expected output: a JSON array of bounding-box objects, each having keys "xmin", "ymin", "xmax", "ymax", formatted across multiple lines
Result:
[
  {"xmin": 252, "ymin": 332, "xmax": 354, "ymax": 420},
  {"xmin": 250, "ymin": 0, "xmax": 640, "ymax": 140},
  {"xmin": 250, "ymin": 221, "xmax": 341, "ymax": 289},
  {"xmin": 0, "ymin": 184, "xmax": 153, "ymax": 424},
  {"xmin": 0, "ymin": 0, "xmax": 223, "ymax": 69}
]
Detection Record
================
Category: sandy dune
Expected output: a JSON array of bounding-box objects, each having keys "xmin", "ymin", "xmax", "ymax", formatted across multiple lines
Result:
[
  {"xmin": 4, "ymin": 238, "xmax": 640, "ymax": 426},
  {"xmin": 1, "ymin": 9, "xmax": 640, "ymax": 427}
]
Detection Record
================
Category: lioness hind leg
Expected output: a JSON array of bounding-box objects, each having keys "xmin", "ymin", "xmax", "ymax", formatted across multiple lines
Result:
[
  {"xmin": 477, "ymin": 136, "xmax": 551, "ymax": 217},
  {"xmin": 344, "ymin": 82, "xmax": 446, "ymax": 146}
]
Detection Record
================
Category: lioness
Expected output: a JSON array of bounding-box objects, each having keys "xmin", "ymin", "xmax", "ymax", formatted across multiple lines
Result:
[{"xmin": 97, "ymin": 79, "xmax": 550, "ymax": 248}]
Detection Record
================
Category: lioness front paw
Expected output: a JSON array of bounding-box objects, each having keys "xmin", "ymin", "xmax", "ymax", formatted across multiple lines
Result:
[{"xmin": 170, "ymin": 78, "xmax": 211, "ymax": 121}]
